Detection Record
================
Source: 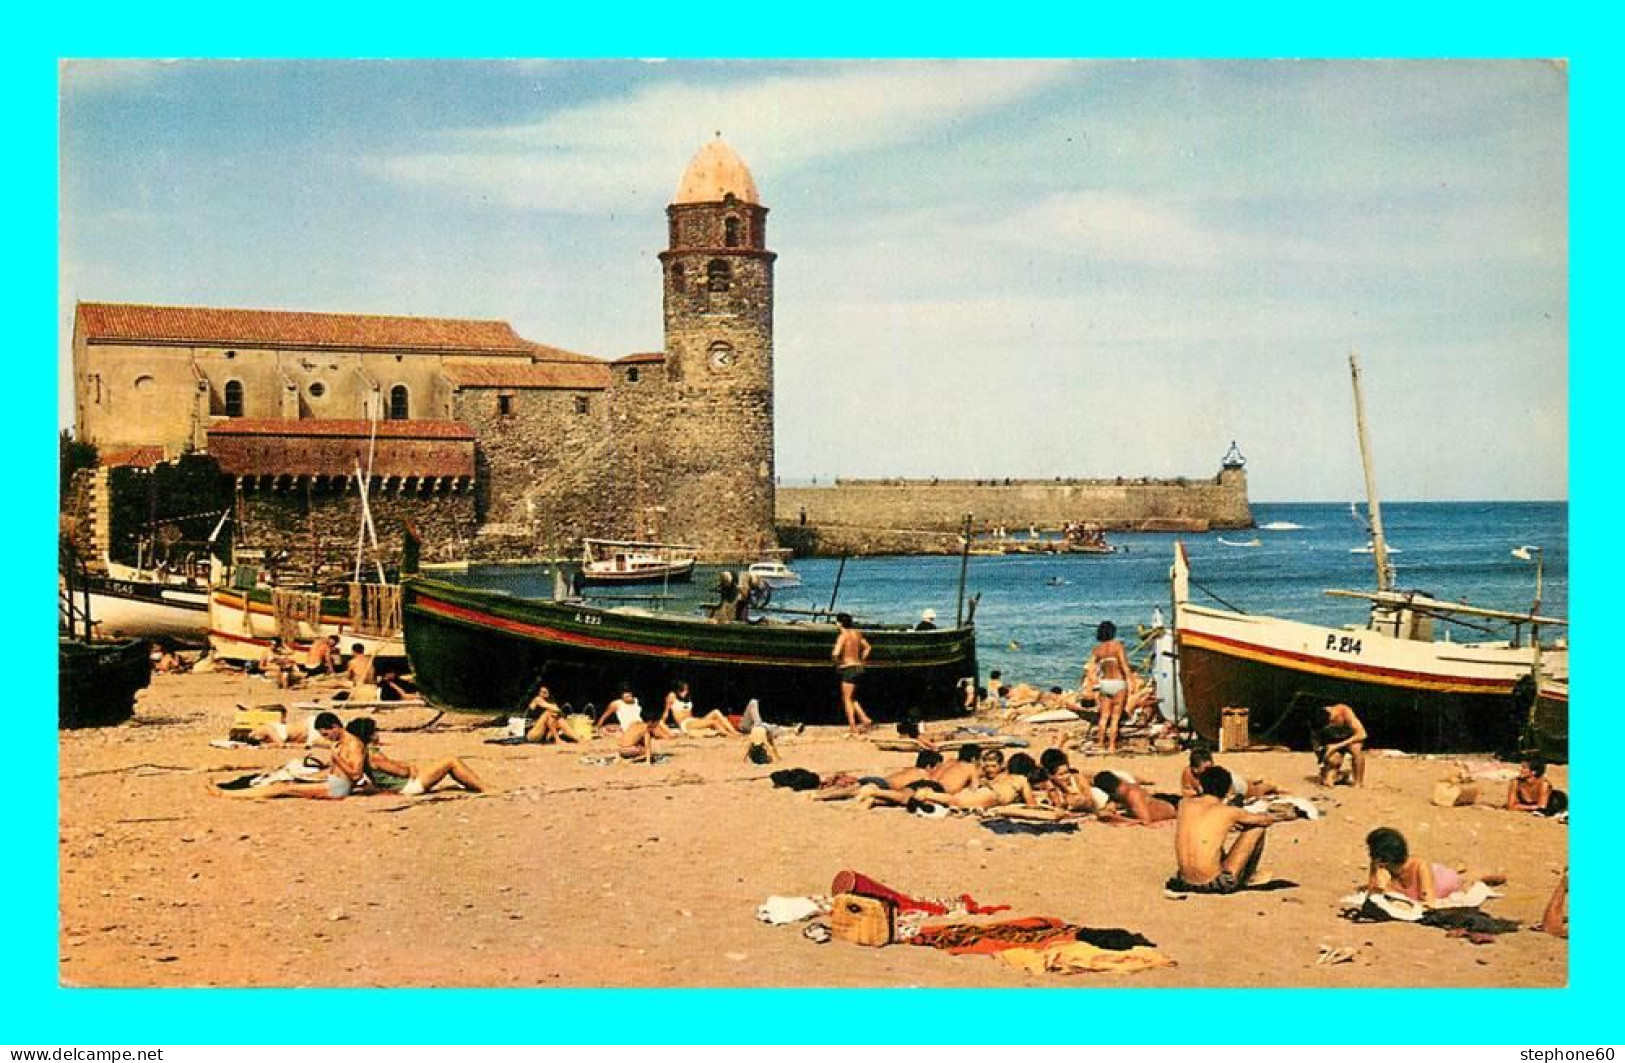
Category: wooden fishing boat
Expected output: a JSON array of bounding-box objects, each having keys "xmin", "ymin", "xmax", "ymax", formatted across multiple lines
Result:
[
  {"xmin": 1171, "ymin": 355, "xmax": 1567, "ymax": 757},
  {"xmin": 577, "ymin": 538, "xmax": 697, "ymax": 586},
  {"xmin": 59, "ymin": 543, "xmax": 151, "ymax": 728},
  {"xmin": 80, "ymin": 558, "xmax": 211, "ymax": 643},
  {"xmin": 400, "ymin": 575, "xmax": 978, "ymax": 722},
  {"xmin": 207, "ymin": 572, "xmax": 406, "ymax": 663}
]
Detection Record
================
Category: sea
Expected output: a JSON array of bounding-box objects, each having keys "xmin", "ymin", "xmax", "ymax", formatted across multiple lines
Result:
[{"xmin": 444, "ymin": 501, "xmax": 1568, "ymax": 692}]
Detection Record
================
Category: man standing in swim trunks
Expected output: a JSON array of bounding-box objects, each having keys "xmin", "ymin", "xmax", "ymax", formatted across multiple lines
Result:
[
  {"xmin": 1168, "ymin": 766, "xmax": 1287, "ymax": 893},
  {"xmin": 832, "ymin": 612, "xmax": 873, "ymax": 735}
]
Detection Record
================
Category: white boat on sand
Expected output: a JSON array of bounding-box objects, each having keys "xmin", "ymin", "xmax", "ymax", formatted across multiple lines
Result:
[{"xmin": 1172, "ymin": 354, "xmax": 1567, "ymax": 757}]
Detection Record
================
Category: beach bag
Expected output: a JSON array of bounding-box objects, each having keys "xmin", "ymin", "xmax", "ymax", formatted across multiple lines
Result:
[
  {"xmin": 830, "ymin": 893, "xmax": 895, "ymax": 946},
  {"xmin": 562, "ymin": 714, "xmax": 594, "ymax": 742}
]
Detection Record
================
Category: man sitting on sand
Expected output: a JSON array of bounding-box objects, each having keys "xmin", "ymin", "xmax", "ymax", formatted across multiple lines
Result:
[
  {"xmin": 1167, "ymin": 765, "xmax": 1289, "ymax": 894},
  {"xmin": 1180, "ymin": 748, "xmax": 1280, "ymax": 803},
  {"xmin": 343, "ymin": 643, "xmax": 376, "ymax": 687},
  {"xmin": 1094, "ymin": 771, "xmax": 1177, "ymax": 825},
  {"xmin": 347, "ymin": 717, "xmax": 489, "ymax": 796},
  {"xmin": 895, "ymin": 719, "xmax": 938, "ymax": 752},
  {"xmin": 1312, "ymin": 703, "xmax": 1367, "ymax": 787},
  {"xmin": 209, "ymin": 712, "xmax": 365, "ymax": 799},
  {"xmin": 298, "ymin": 635, "xmax": 341, "ymax": 680}
]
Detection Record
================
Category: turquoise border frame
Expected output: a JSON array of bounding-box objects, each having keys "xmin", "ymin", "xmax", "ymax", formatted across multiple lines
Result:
[{"xmin": 19, "ymin": 11, "xmax": 1607, "ymax": 1044}]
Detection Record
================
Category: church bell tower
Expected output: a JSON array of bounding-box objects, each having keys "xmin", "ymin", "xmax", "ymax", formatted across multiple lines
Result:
[{"xmin": 655, "ymin": 136, "xmax": 777, "ymax": 557}]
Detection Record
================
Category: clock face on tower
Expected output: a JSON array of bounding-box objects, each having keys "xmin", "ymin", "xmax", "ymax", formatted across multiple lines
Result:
[{"xmin": 709, "ymin": 346, "xmax": 736, "ymax": 370}]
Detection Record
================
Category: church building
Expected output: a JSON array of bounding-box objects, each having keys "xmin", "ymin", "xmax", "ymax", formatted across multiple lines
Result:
[{"xmin": 70, "ymin": 138, "xmax": 778, "ymax": 567}]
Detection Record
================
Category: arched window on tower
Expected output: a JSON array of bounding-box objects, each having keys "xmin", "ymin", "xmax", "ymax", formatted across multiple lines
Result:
[
  {"xmin": 707, "ymin": 259, "xmax": 731, "ymax": 292},
  {"xmin": 389, "ymin": 384, "xmax": 410, "ymax": 421},
  {"xmin": 671, "ymin": 262, "xmax": 685, "ymax": 292},
  {"xmin": 224, "ymin": 380, "xmax": 244, "ymax": 418},
  {"xmin": 724, "ymin": 216, "xmax": 742, "ymax": 248}
]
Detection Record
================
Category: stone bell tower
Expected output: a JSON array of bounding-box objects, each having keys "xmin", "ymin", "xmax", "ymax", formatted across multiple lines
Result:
[{"xmin": 654, "ymin": 136, "xmax": 777, "ymax": 558}]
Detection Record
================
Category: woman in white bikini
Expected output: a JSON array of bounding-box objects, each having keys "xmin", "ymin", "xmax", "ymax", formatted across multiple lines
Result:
[
  {"xmin": 1082, "ymin": 620, "xmax": 1134, "ymax": 754},
  {"xmin": 660, "ymin": 680, "xmax": 742, "ymax": 737}
]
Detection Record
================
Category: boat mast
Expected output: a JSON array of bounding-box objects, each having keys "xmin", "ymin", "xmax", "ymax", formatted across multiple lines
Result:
[
  {"xmin": 1349, "ymin": 353, "xmax": 1394, "ymax": 593},
  {"xmin": 955, "ymin": 514, "xmax": 972, "ymax": 626}
]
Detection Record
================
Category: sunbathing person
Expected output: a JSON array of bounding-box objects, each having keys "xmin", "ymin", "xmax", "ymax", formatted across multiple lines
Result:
[
  {"xmin": 1180, "ymin": 749, "xmax": 1280, "ymax": 803},
  {"xmin": 1037, "ymin": 748, "xmax": 1095, "ymax": 812},
  {"xmin": 619, "ymin": 714, "xmax": 656, "ymax": 763},
  {"xmin": 298, "ymin": 635, "xmax": 341, "ymax": 679},
  {"xmin": 522, "ymin": 685, "xmax": 578, "ymax": 744},
  {"xmin": 248, "ymin": 711, "xmax": 327, "ymax": 748},
  {"xmin": 1094, "ymin": 771, "xmax": 1177, "ymax": 825},
  {"xmin": 895, "ymin": 719, "xmax": 938, "ymax": 752},
  {"xmin": 887, "ymin": 750, "xmax": 946, "ymax": 790},
  {"xmin": 208, "ymin": 713, "xmax": 365, "ymax": 799},
  {"xmin": 342, "ymin": 643, "xmax": 376, "ymax": 688},
  {"xmin": 1364, "ymin": 826, "xmax": 1505, "ymax": 905},
  {"xmin": 661, "ymin": 680, "xmax": 741, "ymax": 737},
  {"xmin": 930, "ymin": 744, "xmax": 984, "ymax": 795},
  {"xmin": 744, "ymin": 726, "xmax": 781, "ymax": 765},
  {"xmin": 740, "ymin": 698, "xmax": 803, "ymax": 742},
  {"xmin": 1541, "ymin": 868, "xmax": 1568, "ymax": 938},
  {"xmin": 1167, "ymin": 766, "xmax": 1288, "ymax": 893},
  {"xmin": 1506, "ymin": 758, "xmax": 1564, "ymax": 815},
  {"xmin": 931, "ymin": 750, "xmax": 1038, "ymax": 810},
  {"xmin": 1312, "ymin": 703, "xmax": 1367, "ymax": 787},
  {"xmin": 347, "ymin": 717, "xmax": 489, "ymax": 795}
]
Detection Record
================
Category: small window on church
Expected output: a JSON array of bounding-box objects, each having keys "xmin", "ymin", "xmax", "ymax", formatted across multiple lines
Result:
[
  {"xmin": 707, "ymin": 259, "xmax": 731, "ymax": 292},
  {"xmin": 671, "ymin": 263, "xmax": 685, "ymax": 292},
  {"xmin": 224, "ymin": 380, "xmax": 244, "ymax": 418},
  {"xmin": 309, "ymin": 382, "xmax": 327, "ymax": 399},
  {"xmin": 574, "ymin": 395, "xmax": 590, "ymax": 415},
  {"xmin": 389, "ymin": 384, "xmax": 410, "ymax": 421},
  {"xmin": 724, "ymin": 216, "xmax": 742, "ymax": 247},
  {"xmin": 498, "ymin": 394, "xmax": 514, "ymax": 417},
  {"xmin": 627, "ymin": 367, "xmax": 640, "ymax": 383}
]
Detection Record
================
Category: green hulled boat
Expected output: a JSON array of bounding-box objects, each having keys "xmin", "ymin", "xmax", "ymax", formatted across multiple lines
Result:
[{"xmin": 401, "ymin": 576, "xmax": 978, "ymax": 723}]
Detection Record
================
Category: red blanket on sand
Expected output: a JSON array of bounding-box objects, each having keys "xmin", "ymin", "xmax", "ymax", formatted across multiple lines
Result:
[{"xmin": 908, "ymin": 917, "xmax": 1083, "ymax": 955}]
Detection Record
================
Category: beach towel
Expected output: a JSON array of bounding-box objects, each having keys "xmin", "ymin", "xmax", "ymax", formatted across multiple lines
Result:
[
  {"xmin": 830, "ymin": 870, "xmax": 1010, "ymax": 918},
  {"xmin": 770, "ymin": 768, "xmax": 822, "ymax": 791},
  {"xmin": 981, "ymin": 818, "xmax": 1079, "ymax": 835},
  {"xmin": 909, "ymin": 917, "xmax": 1086, "ymax": 955},
  {"xmin": 1243, "ymin": 795, "xmax": 1320, "ymax": 820},
  {"xmin": 996, "ymin": 940, "xmax": 1176, "ymax": 976},
  {"xmin": 756, "ymin": 896, "xmax": 826, "ymax": 925}
]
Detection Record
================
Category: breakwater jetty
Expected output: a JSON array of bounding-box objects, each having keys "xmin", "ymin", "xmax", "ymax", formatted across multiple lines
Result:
[{"xmin": 776, "ymin": 464, "xmax": 1252, "ymax": 556}]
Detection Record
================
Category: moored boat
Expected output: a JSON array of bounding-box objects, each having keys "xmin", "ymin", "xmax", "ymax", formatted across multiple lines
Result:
[
  {"xmin": 400, "ymin": 575, "xmax": 977, "ymax": 722},
  {"xmin": 207, "ymin": 557, "xmax": 405, "ymax": 663},
  {"xmin": 80, "ymin": 558, "xmax": 211, "ymax": 643},
  {"xmin": 577, "ymin": 538, "xmax": 697, "ymax": 586},
  {"xmin": 747, "ymin": 551, "xmax": 803, "ymax": 589},
  {"xmin": 1170, "ymin": 354, "xmax": 1567, "ymax": 758},
  {"xmin": 59, "ymin": 543, "xmax": 152, "ymax": 728}
]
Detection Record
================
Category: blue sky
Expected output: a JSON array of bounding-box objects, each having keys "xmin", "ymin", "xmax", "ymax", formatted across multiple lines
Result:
[{"xmin": 59, "ymin": 59, "xmax": 1568, "ymax": 501}]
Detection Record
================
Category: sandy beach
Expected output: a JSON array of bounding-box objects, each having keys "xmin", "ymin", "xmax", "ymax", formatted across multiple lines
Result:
[{"xmin": 58, "ymin": 669, "xmax": 1568, "ymax": 989}]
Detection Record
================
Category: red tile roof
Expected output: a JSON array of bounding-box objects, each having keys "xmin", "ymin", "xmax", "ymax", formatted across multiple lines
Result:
[
  {"xmin": 77, "ymin": 302, "xmax": 536, "ymax": 355},
  {"xmin": 615, "ymin": 352, "xmax": 667, "ymax": 365},
  {"xmin": 206, "ymin": 420, "xmax": 475, "ymax": 478},
  {"xmin": 97, "ymin": 446, "xmax": 165, "ymax": 469},
  {"xmin": 443, "ymin": 362, "xmax": 610, "ymax": 390},
  {"xmin": 525, "ymin": 341, "xmax": 603, "ymax": 364},
  {"xmin": 207, "ymin": 419, "xmax": 475, "ymax": 440}
]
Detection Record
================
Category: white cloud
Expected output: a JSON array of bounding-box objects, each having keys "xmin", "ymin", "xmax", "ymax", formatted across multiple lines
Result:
[{"xmin": 368, "ymin": 62, "xmax": 1075, "ymax": 214}]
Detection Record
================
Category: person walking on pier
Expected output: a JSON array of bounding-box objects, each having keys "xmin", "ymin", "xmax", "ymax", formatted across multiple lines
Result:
[{"xmin": 833, "ymin": 612, "xmax": 874, "ymax": 736}]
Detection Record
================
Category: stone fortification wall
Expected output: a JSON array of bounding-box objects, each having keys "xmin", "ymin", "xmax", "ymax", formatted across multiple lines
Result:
[
  {"xmin": 454, "ymin": 386, "xmax": 621, "ymax": 556},
  {"xmin": 777, "ymin": 467, "xmax": 1252, "ymax": 549},
  {"xmin": 231, "ymin": 486, "xmax": 476, "ymax": 577}
]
